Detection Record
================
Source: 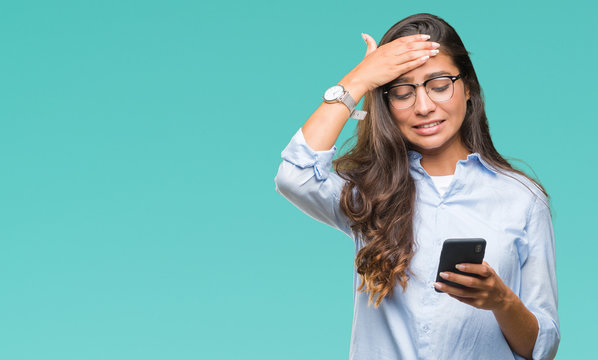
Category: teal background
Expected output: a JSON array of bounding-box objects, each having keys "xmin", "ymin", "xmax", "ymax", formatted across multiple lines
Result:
[{"xmin": 1, "ymin": 0, "xmax": 594, "ymax": 358}]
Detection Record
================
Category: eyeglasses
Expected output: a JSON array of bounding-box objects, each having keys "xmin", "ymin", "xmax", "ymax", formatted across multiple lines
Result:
[{"xmin": 383, "ymin": 74, "xmax": 463, "ymax": 110}]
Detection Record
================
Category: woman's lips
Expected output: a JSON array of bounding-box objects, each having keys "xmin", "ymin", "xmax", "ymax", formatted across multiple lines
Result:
[{"xmin": 412, "ymin": 120, "xmax": 446, "ymax": 135}]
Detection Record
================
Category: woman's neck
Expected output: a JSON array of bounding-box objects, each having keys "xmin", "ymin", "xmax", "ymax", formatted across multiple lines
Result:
[{"xmin": 415, "ymin": 136, "xmax": 470, "ymax": 176}]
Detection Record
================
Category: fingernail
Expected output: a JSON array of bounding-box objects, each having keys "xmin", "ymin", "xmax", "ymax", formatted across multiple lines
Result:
[
  {"xmin": 456, "ymin": 264, "xmax": 464, "ymax": 270},
  {"xmin": 434, "ymin": 282, "xmax": 442, "ymax": 288},
  {"xmin": 421, "ymin": 34, "xmax": 431, "ymax": 40},
  {"xmin": 439, "ymin": 272, "xmax": 448, "ymax": 279},
  {"xmin": 361, "ymin": 33, "xmax": 367, "ymax": 42},
  {"xmin": 432, "ymin": 42, "xmax": 440, "ymax": 48}
]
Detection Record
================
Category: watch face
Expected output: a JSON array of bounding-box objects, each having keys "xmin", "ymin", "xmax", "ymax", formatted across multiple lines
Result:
[{"xmin": 324, "ymin": 85, "xmax": 344, "ymax": 101}]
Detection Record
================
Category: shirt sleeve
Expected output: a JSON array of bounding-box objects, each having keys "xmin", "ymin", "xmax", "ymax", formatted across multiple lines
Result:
[
  {"xmin": 274, "ymin": 127, "xmax": 354, "ymax": 239},
  {"xmin": 519, "ymin": 194, "xmax": 560, "ymax": 360}
]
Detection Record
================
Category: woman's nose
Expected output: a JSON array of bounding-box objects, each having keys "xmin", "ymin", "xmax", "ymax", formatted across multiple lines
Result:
[{"xmin": 413, "ymin": 86, "xmax": 436, "ymax": 115}]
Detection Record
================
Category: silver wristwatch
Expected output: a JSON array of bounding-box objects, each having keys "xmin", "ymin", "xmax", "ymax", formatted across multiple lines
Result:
[{"xmin": 322, "ymin": 84, "xmax": 367, "ymax": 120}]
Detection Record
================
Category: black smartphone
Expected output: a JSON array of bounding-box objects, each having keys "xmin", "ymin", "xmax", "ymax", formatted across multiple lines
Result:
[{"xmin": 434, "ymin": 238, "xmax": 486, "ymax": 293}]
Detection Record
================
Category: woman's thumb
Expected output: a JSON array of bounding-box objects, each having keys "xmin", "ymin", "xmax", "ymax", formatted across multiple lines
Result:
[{"xmin": 361, "ymin": 33, "xmax": 377, "ymax": 55}]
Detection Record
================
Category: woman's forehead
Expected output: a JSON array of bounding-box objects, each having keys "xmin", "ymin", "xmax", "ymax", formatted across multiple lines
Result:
[{"xmin": 392, "ymin": 53, "xmax": 458, "ymax": 84}]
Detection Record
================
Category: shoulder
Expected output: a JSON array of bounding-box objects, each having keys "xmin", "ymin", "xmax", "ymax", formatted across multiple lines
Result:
[{"xmin": 492, "ymin": 169, "xmax": 550, "ymax": 215}]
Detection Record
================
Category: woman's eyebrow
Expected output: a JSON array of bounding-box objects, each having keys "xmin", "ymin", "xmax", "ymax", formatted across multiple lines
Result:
[{"xmin": 391, "ymin": 71, "xmax": 452, "ymax": 85}]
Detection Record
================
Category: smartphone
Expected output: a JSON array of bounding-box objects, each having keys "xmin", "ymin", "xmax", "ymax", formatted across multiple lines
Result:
[{"xmin": 434, "ymin": 238, "xmax": 486, "ymax": 293}]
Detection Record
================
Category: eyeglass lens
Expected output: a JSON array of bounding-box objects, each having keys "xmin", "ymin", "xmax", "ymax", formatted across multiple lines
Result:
[{"xmin": 388, "ymin": 77, "xmax": 455, "ymax": 109}]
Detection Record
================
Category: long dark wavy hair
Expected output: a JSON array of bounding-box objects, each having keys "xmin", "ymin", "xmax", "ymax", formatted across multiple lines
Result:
[{"xmin": 333, "ymin": 13, "xmax": 547, "ymax": 308}]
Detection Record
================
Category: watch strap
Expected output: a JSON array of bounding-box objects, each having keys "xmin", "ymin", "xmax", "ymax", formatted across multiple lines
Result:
[
  {"xmin": 349, "ymin": 109, "xmax": 367, "ymax": 120},
  {"xmin": 340, "ymin": 91, "xmax": 367, "ymax": 120},
  {"xmin": 322, "ymin": 84, "xmax": 368, "ymax": 121},
  {"xmin": 339, "ymin": 90, "xmax": 356, "ymax": 112}
]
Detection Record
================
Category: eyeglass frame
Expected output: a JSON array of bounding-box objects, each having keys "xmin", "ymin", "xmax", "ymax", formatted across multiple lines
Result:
[{"xmin": 383, "ymin": 73, "xmax": 463, "ymax": 109}]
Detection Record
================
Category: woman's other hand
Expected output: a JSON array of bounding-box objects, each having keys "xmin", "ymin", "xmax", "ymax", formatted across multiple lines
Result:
[
  {"xmin": 340, "ymin": 33, "xmax": 441, "ymax": 94},
  {"xmin": 434, "ymin": 261, "xmax": 516, "ymax": 311}
]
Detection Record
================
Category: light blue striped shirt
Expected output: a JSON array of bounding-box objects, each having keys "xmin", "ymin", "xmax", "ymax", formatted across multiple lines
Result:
[{"xmin": 274, "ymin": 128, "xmax": 559, "ymax": 360}]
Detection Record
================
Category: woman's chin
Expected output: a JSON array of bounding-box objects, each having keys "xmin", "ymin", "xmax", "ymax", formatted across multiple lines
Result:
[{"xmin": 408, "ymin": 137, "xmax": 448, "ymax": 152}]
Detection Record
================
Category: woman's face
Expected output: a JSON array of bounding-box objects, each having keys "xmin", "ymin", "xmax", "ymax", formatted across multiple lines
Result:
[{"xmin": 387, "ymin": 53, "xmax": 470, "ymax": 154}]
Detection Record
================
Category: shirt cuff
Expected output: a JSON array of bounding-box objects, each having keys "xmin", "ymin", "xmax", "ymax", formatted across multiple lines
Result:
[
  {"xmin": 280, "ymin": 127, "xmax": 337, "ymax": 181},
  {"xmin": 531, "ymin": 311, "xmax": 560, "ymax": 360}
]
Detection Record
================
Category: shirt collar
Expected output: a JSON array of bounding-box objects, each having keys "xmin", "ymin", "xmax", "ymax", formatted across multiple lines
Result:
[{"xmin": 407, "ymin": 150, "xmax": 497, "ymax": 175}]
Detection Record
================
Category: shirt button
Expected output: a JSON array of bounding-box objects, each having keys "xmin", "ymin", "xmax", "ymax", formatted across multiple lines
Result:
[
  {"xmin": 423, "ymin": 325, "xmax": 430, "ymax": 333},
  {"xmin": 440, "ymin": 203, "xmax": 447, "ymax": 209}
]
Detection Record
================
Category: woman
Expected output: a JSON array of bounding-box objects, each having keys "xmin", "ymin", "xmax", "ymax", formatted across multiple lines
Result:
[{"xmin": 274, "ymin": 13, "xmax": 559, "ymax": 360}]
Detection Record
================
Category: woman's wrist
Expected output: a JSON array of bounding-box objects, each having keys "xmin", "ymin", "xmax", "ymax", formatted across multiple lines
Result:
[
  {"xmin": 338, "ymin": 74, "xmax": 369, "ymax": 104},
  {"xmin": 492, "ymin": 286, "xmax": 517, "ymax": 314}
]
